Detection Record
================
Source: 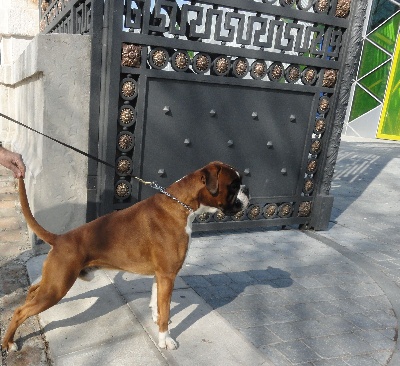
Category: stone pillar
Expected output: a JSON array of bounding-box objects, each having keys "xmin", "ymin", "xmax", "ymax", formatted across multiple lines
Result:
[{"xmin": 0, "ymin": 34, "xmax": 91, "ymax": 252}]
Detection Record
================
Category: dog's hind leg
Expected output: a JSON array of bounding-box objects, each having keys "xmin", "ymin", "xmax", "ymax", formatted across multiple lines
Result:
[
  {"xmin": 149, "ymin": 276, "xmax": 158, "ymax": 323},
  {"xmin": 1, "ymin": 254, "xmax": 80, "ymax": 352},
  {"xmin": 25, "ymin": 283, "xmax": 40, "ymax": 302}
]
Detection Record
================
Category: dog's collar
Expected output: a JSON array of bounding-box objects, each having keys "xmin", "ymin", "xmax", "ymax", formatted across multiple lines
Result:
[{"xmin": 149, "ymin": 182, "xmax": 194, "ymax": 213}]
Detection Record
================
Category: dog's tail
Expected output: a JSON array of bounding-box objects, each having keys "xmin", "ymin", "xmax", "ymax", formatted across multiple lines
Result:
[{"xmin": 18, "ymin": 177, "xmax": 57, "ymax": 245}]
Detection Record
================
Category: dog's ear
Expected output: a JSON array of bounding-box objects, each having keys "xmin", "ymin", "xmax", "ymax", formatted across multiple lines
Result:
[{"xmin": 201, "ymin": 163, "xmax": 222, "ymax": 195}]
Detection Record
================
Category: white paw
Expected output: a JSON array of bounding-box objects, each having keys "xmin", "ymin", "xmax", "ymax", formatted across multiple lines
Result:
[
  {"xmin": 158, "ymin": 332, "xmax": 178, "ymax": 350},
  {"xmin": 4, "ymin": 342, "xmax": 18, "ymax": 352}
]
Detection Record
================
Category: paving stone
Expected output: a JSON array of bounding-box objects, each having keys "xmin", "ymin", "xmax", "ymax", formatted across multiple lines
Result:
[
  {"xmin": 354, "ymin": 329, "xmax": 396, "ymax": 351},
  {"xmin": 284, "ymin": 303, "xmax": 326, "ymax": 321},
  {"xmin": 266, "ymin": 319, "xmax": 326, "ymax": 341},
  {"xmin": 273, "ymin": 340, "xmax": 321, "ymax": 364},
  {"xmin": 258, "ymin": 345, "xmax": 293, "ymax": 366},
  {"xmin": 312, "ymin": 359, "xmax": 350, "ymax": 366},
  {"xmin": 343, "ymin": 354, "xmax": 388, "ymax": 366},
  {"xmin": 302, "ymin": 333, "xmax": 373, "ymax": 358},
  {"xmin": 239, "ymin": 326, "xmax": 282, "ymax": 347},
  {"xmin": 365, "ymin": 310, "xmax": 397, "ymax": 328},
  {"xmin": 344, "ymin": 313, "xmax": 384, "ymax": 331}
]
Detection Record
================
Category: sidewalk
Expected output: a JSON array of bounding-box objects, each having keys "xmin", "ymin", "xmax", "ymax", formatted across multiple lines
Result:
[{"xmin": 1, "ymin": 136, "xmax": 400, "ymax": 365}]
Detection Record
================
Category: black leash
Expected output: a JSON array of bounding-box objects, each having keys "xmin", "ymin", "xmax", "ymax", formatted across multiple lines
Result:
[{"xmin": 0, "ymin": 112, "xmax": 194, "ymax": 213}]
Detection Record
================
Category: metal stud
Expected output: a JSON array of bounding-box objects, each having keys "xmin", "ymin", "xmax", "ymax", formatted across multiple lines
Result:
[
  {"xmin": 281, "ymin": 168, "xmax": 287, "ymax": 175},
  {"xmin": 244, "ymin": 168, "xmax": 250, "ymax": 176},
  {"xmin": 210, "ymin": 109, "xmax": 216, "ymax": 117},
  {"xmin": 158, "ymin": 169, "xmax": 165, "ymax": 177},
  {"xmin": 227, "ymin": 140, "xmax": 234, "ymax": 147},
  {"xmin": 290, "ymin": 115, "xmax": 296, "ymax": 123},
  {"xmin": 267, "ymin": 141, "xmax": 273, "ymax": 148},
  {"xmin": 163, "ymin": 106, "xmax": 171, "ymax": 114},
  {"xmin": 252, "ymin": 112, "xmax": 258, "ymax": 120},
  {"xmin": 184, "ymin": 138, "xmax": 191, "ymax": 146}
]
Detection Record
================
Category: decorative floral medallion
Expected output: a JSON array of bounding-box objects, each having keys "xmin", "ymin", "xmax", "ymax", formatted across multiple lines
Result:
[
  {"xmin": 303, "ymin": 179, "xmax": 314, "ymax": 195},
  {"xmin": 314, "ymin": 117, "xmax": 326, "ymax": 134},
  {"xmin": 264, "ymin": 203, "xmax": 278, "ymax": 219},
  {"xmin": 115, "ymin": 181, "xmax": 131, "ymax": 200},
  {"xmin": 117, "ymin": 132, "xmax": 135, "ymax": 152},
  {"xmin": 285, "ymin": 64, "xmax": 301, "ymax": 83},
  {"xmin": 149, "ymin": 48, "xmax": 169, "ymax": 69},
  {"xmin": 310, "ymin": 139, "xmax": 322, "ymax": 155},
  {"xmin": 314, "ymin": 0, "xmax": 330, "ymax": 13},
  {"xmin": 40, "ymin": 19, "xmax": 47, "ymax": 32},
  {"xmin": 197, "ymin": 212, "xmax": 211, "ymax": 222},
  {"xmin": 318, "ymin": 96, "xmax": 330, "ymax": 114},
  {"xmin": 116, "ymin": 157, "xmax": 133, "ymax": 175},
  {"xmin": 251, "ymin": 60, "xmax": 267, "ymax": 79},
  {"xmin": 121, "ymin": 43, "xmax": 142, "ymax": 68},
  {"xmin": 172, "ymin": 50, "xmax": 190, "ymax": 72},
  {"xmin": 278, "ymin": 203, "xmax": 293, "ymax": 218},
  {"xmin": 322, "ymin": 69, "xmax": 337, "ymax": 87},
  {"xmin": 213, "ymin": 56, "xmax": 230, "ymax": 76},
  {"xmin": 193, "ymin": 53, "xmax": 211, "ymax": 74},
  {"xmin": 119, "ymin": 106, "xmax": 135, "ymax": 127},
  {"xmin": 268, "ymin": 62, "xmax": 284, "ymax": 81},
  {"xmin": 298, "ymin": 202, "xmax": 312, "ymax": 217},
  {"xmin": 232, "ymin": 210, "xmax": 245, "ymax": 221},
  {"xmin": 335, "ymin": 0, "xmax": 351, "ymax": 18},
  {"xmin": 120, "ymin": 78, "xmax": 138, "ymax": 100},
  {"xmin": 41, "ymin": 0, "xmax": 50, "ymax": 12},
  {"xmin": 215, "ymin": 210, "xmax": 227, "ymax": 221},
  {"xmin": 232, "ymin": 58, "xmax": 249, "ymax": 78},
  {"xmin": 301, "ymin": 67, "xmax": 318, "ymax": 85},
  {"xmin": 248, "ymin": 205, "xmax": 261, "ymax": 220},
  {"xmin": 306, "ymin": 159, "xmax": 318, "ymax": 174}
]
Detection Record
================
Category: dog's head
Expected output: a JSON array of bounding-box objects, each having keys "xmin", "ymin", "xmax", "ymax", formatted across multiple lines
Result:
[{"xmin": 198, "ymin": 161, "xmax": 249, "ymax": 215}]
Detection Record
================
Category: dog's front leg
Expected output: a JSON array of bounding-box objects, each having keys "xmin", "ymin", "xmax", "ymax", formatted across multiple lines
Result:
[{"xmin": 156, "ymin": 273, "xmax": 177, "ymax": 350}]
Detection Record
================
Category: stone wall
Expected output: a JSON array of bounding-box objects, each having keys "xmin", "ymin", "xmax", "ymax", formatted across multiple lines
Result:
[{"xmin": 0, "ymin": 34, "xmax": 92, "ymax": 251}]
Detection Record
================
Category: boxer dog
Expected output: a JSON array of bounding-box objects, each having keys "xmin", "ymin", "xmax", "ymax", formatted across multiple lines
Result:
[{"xmin": 2, "ymin": 161, "xmax": 249, "ymax": 352}]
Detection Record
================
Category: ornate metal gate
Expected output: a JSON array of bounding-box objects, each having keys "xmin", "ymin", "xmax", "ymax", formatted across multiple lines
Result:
[{"xmin": 39, "ymin": 0, "xmax": 366, "ymax": 231}]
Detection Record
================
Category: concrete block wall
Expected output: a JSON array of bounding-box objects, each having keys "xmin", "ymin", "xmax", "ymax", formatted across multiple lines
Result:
[
  {"xmin": 0, "ymin": 0, "xmax": 39, "ymax": 65},
  {"xmin": 0, "ymin": 34, "xmax": 92, "ymax": 251}
]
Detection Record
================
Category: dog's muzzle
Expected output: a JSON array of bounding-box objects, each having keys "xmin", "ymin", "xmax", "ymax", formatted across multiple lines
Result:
[{"xmin": 226, "ymin": 185, "xmax": 250, "ymax": 215}]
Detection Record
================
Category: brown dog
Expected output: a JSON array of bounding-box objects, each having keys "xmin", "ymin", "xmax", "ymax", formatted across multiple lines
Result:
[{"xmin": 2, "ymin": 161, "xmax": 249, "ymax": 352}]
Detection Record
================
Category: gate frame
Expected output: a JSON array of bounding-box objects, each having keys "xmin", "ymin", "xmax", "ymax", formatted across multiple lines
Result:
[{"xmin": 38, "ymin": 0, "xmax": 368, "ymax": 231}]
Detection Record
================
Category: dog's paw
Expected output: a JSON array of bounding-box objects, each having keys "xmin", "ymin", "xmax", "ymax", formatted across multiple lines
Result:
[
  {"xmin": 158, "ymin": 332, "xmax": 178, "ymax": 350},
  {"xmin": 1, "ymin": 342, "xmax": 18, "ymax": 354}
]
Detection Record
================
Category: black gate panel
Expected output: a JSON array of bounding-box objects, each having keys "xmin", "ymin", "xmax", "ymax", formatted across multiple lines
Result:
[
  {"xmin": 140, "ymin": 79, "xmax": 314, "ymax": 202},
  {"xmin": 38, "ymin": 0, "xmax": 368, "ymax": 231}
]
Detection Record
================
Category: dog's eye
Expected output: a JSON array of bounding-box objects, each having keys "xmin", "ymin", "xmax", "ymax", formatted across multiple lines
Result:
[{"xmin": 230, "ymin": 182, "xmax": 240, "ymax": 191}]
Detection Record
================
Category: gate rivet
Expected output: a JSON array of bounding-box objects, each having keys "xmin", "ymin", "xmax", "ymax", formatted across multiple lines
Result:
[
  {"xmin": 210, "ymin": 109, "xmax": 216, "ymax": 117},
  {"xmin": 158, "ymin": 169, "xmax": 166, "ymax": 177},
  {"xmin": 252, "ymin": 112, "xmax": 258, "ymax": 119},
  {"xmin": 290, "ymin": 115, "xmax": 296, "ymax": 122},
  {"xmin": 184, "ymin": 138, "xmax": 191, "ymax": 146},
  {"xmin": 244, "ymin": 168, "xmax": 250, "ymax": 176},
  {"xmin": 267, "ymin": 141, "xmax": 273, "ymax": 148},
  {"xmin": 163, "ymin": 106, "xmax": 171, "ymax": 114},
  {"xmin": 227, "ymin": 140, "xmax": 234, "ymax": 147},
  {"xmin": 281, "ymin": 168, "xmax": 287, "ymax": 175}
]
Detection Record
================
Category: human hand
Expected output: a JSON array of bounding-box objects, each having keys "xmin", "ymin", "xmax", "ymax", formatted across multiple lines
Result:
[{"xmin": 0, "ymin": 147, "xmax": 26, "ymax": 178}]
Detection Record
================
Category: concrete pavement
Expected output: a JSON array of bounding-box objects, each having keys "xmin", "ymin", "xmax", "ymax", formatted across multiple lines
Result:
[{"xmin": 2, "ymin": 136, "xmax": 400, "ymax": 365}]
